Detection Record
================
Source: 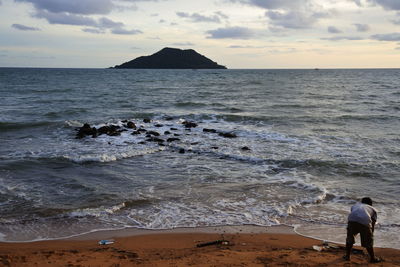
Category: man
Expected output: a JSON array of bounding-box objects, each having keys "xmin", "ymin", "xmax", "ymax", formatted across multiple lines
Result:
[{"xmin": 344, "ymin": 197, "xmax": 381, "ymax": 263}]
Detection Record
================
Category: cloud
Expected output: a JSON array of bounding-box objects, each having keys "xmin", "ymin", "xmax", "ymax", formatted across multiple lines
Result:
[
  {"xmin": 171, "ymin": 42, "xmax": 195, "ymax": 46},
  {"xmin": 214, "ymin": 11, "xmax": 229, "ymax": 19},
  {"xmin": 265, "ymin": 10, "xmax": 328, "ymax": 29},
  {"xmin": 328, "ymin": 26, "xmax": 342, "ymax": 33},
  {"xmin": 11, "ymin": 23, "xmax": 41, "ymax": 31},
  {"xmin": 32, "ymin": 7, "xmax": 141, "ymax": 35},
  {"xmin": 15, "ymin": 0, "xmax": 115, "ymax": 15},
  {"xmin": 321, "ymin": 36, "xmax": 364, "ymax": 41},
  {"xmin": 227, "ymin": 0, "xmax": 304, "ymax": 9},
  {"xmin": 111, "ymin": 28, "xmax": 143, "ymax": 35},
  {"xmin": 82, "ymin": 28, "xmax": 105, "ymax": 34},
  {"xmin": 368, "ymin": 0, "xmax": 400, "ymax": 10},
  {"xmin": 371, "ymin": 32, "xmax": 400, "ymax": 41},
  {"xmin": 176, "ymin": 12, "xmax": 221, "ymax": 23},
  {"xmin": 34, "ymin": 9, "xmax": 97, "ymax": 26},
  {"xmin": 228, "ymin": 0, "xmax": 329, "ymax": 30},
  {"xmin": 98, "ymin": 17, "xmax": 124, "ymax": 29},
  {"xmin": 354, "ymin": 23, "xmax": 370, "ymax": 32},
  {"xmin": 228, "ymin": 45, "xmax": 266, "ymax": 48},
  {"xmin": 206, "ymin": 26, "xmax": 257, "ymax": 39}
]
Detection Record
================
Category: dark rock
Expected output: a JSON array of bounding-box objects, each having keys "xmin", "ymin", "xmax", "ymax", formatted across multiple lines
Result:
[
  {"xmin": 113, "ymin": 47, "xmax": 227, "ymax": 69},
  {"xmin": 76, "ymin": 123, "xmax": 97, "ymax": 139},
  {"xmin": 121, "ymin": 120, "xmax": 128, "ymax": 123},
  {"xmin": 218, "ymin": 132, "xmax": 237, "ymax": 138},
  {"xmin": 241, "ymin": 146, "xmax": 251, "ymax": 151},
  {"xmin": 147, "ymin": 137, "xmax": 164, "ymax": 143},
  {"xmin": 203, "ymin": 128, "xmax": 217, "ymax": 133},
  {"xmin": 126, "ymin": 121, "xmax": 136, "ymax": 129},
  {"xmin": 170, "ymin": 128, "xmax": 178, "ymax": 131},
  {"xmin": 131, "ymin": 131, "xmax": 141, "ymax": 135},
  {"xmin": 174, "ymin": 134, "xmax": 180, "ymax": 136},
  {"xmin": 164, "ymin": 116, "xmax": 174, "ymax": 121},
  {"xmin": 143, "ymin": 118, "xmax": 151, "ymax": 123},
  {"xmin": 147, "ymin": 131, "xmax": 160, "ymax": 136},
  {"xmin": 137, "ymin": 128, "xmax": 147, "ymax": 133},
  {"xmin": 164, "ymin": 131, "xmax": 171, "ymax": 135},
  {"xmin": 167, "ymin": 138, "xmax": 180, "ymax": 142},
  {"xmin": 211, "ymin": 146, "xmax": 219, "ymax": 149},
  {"xmin": 91, "ymin": 128, "xmax": 98, "ymax": 138},
  {"xmin": 179, "ymin": 148, "xmax": 185, "ymax": 154},
  {"xmin": 105, "ymin": 125, "xmax": 122, "ymax": 136},
  {"xmin": 98, "ymin": 126, "xmax": 111, "ymax": 135},
  {"xmin": 138, "ymin": 141, "xmax": 146, "ymax": 145},
  {"xmin": 109, "ymin": 131, "xmax": 121, "ymax": 137},
  {"xmin": 182, "ymin": 121, "xmax": 198, "ymax": 128},
  {"xmin": 154, "ymin": 124, "xmax": 163, "ymax": 128}
]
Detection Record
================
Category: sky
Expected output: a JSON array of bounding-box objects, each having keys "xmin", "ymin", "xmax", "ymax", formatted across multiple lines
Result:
[{"xmin": 0, "ymin": 0, "xmax": 400, "ymax": 68}]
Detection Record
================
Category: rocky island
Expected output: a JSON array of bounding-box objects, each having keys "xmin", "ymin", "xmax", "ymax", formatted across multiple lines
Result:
[{"xmin": 113, "ymin": 47, "xmax": 227, "ymax": 69}]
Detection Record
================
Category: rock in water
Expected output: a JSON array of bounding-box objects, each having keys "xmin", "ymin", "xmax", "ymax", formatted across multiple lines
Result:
[
  {"xmin": 76, "ymin": 123, "xmax": 97, "ymax": 139},
  {"xmin": 113, "ymin": 47, "xmax": 227, "ymax": 69}
]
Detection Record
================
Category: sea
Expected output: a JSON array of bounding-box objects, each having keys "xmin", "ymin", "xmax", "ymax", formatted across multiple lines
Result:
[{"xmin": 0, "ymin": 68, "xmax": 399, "ymax": 248}]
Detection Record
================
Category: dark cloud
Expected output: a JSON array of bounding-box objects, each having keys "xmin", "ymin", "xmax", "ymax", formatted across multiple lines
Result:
[
  {"xmin": 34, "ymin": 9, "xmax": 97, "ymax": 26},
  {"xmin": 82, "ymin": 28, "xmax": 105, "ymax": 34},
  {"xmin": 266, "ymin": 10, "xmax": 328, "ymax": 29},
  {"xmin": 227, "ymin": 0, "xmax": 304, "ymax": 9},
  {"xmin": 321, "ymin": 36, "xmax": 364, "ymax": 41},
  {"xmin": 353, "ymin": 0, "xmax": 400, "ymax": 10},
  {"xmin": 15, "ymin": 0, "xmax": 114, "ymax": 15},
  {"xmin": 206, "ymin": 26, "xmax": 257, "ymax": 39},
  {"xmin": 11, "ymin": 23, "xmax": 41, "ymax": 31},
  {"xmin": 371, "ymin": 32, "xmax": 400, "ymax": 41},
  {"xmin": 328, "ymin": 26, "xmax": 342, "ymax": 34},
  {"xmin": 176, "ymin": 12, "xmax": 221, "ymax": 23},
  {"xmin": 111, "ymin": 28, "xmax": 143, "ymax": 35},
  {"xmin": 98, "ymin": 17, "xmax": 124, "ymax": 29},
  {"xmin": 228, "ymin": 0, "xmax": 329, "ymax": 30},
  {"xmin": 33, "ymin": 9, "xmax": 141, "ymax": 35},
  {"xmin": 354, "ymin": 23, "xmax": 370, "ymax": 32},
  {"xmin": 369, "ymin": 0, "xmax": 400, "ymax": 10}
]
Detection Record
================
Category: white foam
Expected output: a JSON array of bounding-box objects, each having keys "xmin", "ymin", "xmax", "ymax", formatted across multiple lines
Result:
[{"xmin": 65, "ymin": 120, "xmax": 83, "ymax": 127}]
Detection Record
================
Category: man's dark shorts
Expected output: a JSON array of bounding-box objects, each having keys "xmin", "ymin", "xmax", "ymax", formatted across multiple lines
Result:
[{"xmin": 346, "ymin": 221, "xmax": 373, "ymax": 248}]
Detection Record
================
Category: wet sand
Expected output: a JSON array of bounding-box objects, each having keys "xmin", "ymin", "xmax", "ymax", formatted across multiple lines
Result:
[{"xmin": 0, "ymin": 226, "xmax": 399, "ymax": 266}]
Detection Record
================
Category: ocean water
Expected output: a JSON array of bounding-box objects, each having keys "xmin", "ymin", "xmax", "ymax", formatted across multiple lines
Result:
[{"xmin": 0, "ymin": 68, "xmax": 399, "ymax": 248}]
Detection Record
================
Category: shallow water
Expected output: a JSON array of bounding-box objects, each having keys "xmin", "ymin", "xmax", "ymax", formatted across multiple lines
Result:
[{"xmin": 0, "ymin": 68, "xmax": 399, "ymax": 248}]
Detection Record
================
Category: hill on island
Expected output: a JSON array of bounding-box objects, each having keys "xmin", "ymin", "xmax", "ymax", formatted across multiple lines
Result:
[{"xmin": 113, "ymin": 47, "xmax": 227, "ymax": 69}]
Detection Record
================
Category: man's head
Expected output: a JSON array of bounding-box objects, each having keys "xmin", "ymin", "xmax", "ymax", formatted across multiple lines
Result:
[{"xmin": 361, "ymin": 197, "xmax": 373, "ymax": 206}]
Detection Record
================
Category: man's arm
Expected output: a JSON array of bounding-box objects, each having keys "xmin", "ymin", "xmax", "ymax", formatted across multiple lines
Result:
[{"xmin": 371, "ymin": 211, "xmax": 377, "ymax": 233}]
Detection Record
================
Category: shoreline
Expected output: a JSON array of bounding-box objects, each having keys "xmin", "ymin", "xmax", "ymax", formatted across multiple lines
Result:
[{"xmin": 1, "ymin": 225, "xmax": 399, "ymax": 266}]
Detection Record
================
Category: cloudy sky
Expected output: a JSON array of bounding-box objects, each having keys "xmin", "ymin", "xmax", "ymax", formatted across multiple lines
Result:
[{"xmin": 0, "ymin": 0, "xmax": 399, "ymax": 68}]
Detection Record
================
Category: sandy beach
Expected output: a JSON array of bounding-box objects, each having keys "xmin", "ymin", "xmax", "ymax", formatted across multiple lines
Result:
[{"xmin": 0, "ymin": 226, "xmax": 399, "ymax": 266}]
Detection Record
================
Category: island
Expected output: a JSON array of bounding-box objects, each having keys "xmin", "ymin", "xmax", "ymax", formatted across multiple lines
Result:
[{"xmin": 112, "ymin": 47, "xmax": 227, "ymax": 69}]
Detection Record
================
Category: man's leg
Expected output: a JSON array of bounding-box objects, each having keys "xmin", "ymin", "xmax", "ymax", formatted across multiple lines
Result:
[{"xmin": 344, "ymin": 243, "xmax": 353, "ymax": 260}]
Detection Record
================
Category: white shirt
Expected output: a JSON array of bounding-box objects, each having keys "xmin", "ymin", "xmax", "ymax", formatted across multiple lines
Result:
[{"xmin": 348, "ymin": 202, "xmax": 377, "ymax": 228}]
